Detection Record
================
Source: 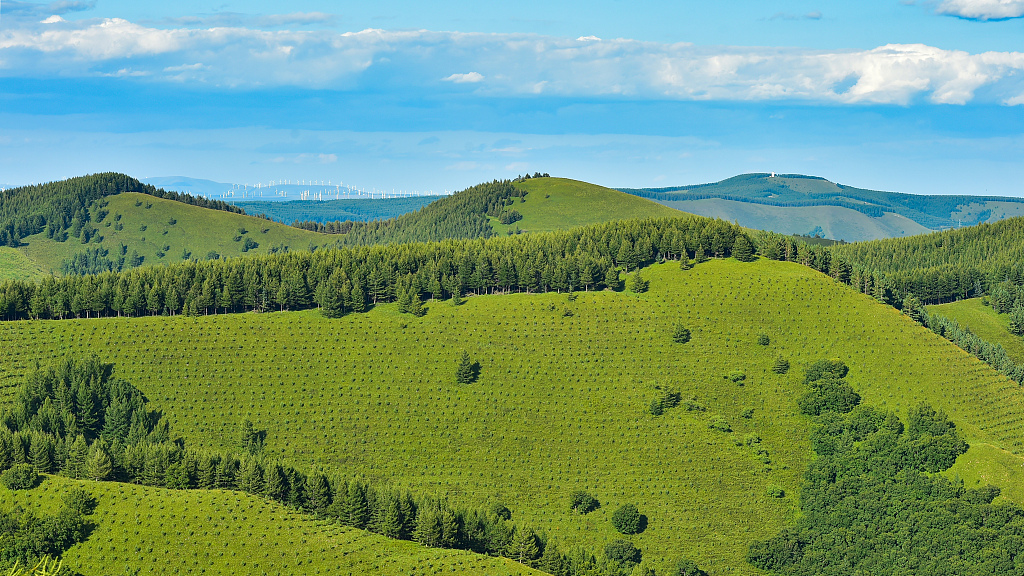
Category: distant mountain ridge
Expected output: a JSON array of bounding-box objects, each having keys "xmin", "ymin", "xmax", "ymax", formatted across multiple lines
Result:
[{"xmin": 620, "ymin": 173, "xmax": 1024, "ymax": 241}]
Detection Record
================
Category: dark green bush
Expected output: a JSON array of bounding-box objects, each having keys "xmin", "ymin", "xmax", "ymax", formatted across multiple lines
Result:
[
  {"xmin": 605, "ymin": 539, "xmax": 641, "ymax": 564},
  {"xmin": 2, "ymin": 464, "xmax": 40, "ymax": 490},
  {"xmin": 672, "ymin": 323, "xmax": 691, "ymax": 344},
  {"xmin": 757, "ymin": 333, "xmax": 770, "ymax": 346},
  {"xmin": 569, "ymin": 490, "xmax": 599, "ymax": 514},
  {"xmin": 611, "ymin": 503, "xmax": 642, "ymax": 535}
]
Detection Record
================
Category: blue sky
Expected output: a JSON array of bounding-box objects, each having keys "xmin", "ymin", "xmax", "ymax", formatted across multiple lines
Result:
[{"xmin": 1, "ymin": 1, "xmax": 1024, "ymax": 196}]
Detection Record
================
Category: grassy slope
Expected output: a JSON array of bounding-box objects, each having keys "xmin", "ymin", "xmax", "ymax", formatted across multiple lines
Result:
[
  {"xmin": 13, "ymin": 193, "xmax": 329, "ymax": 276},
  {"xmin": 3, "ymin": 260, "xmax": 1024, "ymax": 573},
  {"xmin": 656, "ymin": 198, "xmax": 932, "ymax": 242},
  {"xmin": 928, "ymin": 298, "xmax": 1024, "ymax": 364},
  {"xmin": 492, "ymin": 178, "xmax": 685, "ymax": 234},
  {"xmin": 0, "ymin": 476, "xmax": 540, "ymax": 576},
  {"xmin": 0, "ymin": 246, "xmax": 47, "ymax": 282}
]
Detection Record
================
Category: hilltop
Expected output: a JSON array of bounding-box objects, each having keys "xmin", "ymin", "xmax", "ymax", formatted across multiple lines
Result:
[
  {"xmin": 621, "ymin": 173, "xmax": 1024, "ymax": 241},
  {"xmin": 493, "ymin": 178, "xmax": 685, "ymax": 234},
  {"xmin": 3, "ymin": 255, "xmax": 1024, "ymax": 573}
]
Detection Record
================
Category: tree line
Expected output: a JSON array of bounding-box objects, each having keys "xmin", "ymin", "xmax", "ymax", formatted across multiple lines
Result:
[
  {"xmin": 0, "ymin": 216, "xmax": 754, "ymax": 321},
  {"xmin": 0, "ymin": 173, "xmax": 244, "ymax": 248},
  {"xmin": 0, "ymin": 355, "xmax": 666, "ymax": 576}
]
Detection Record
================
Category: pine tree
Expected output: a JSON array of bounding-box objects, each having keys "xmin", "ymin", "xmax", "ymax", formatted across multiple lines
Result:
[
  {"xmin": 305, "ymin": 473, "xmax": 332, "ymax": 515},
  {"xmin": 408, "ymin": 290, "xmax": 426, "ymax": 317},
  {"xmin": 604, "ymin": 267, "xmax": 621, "ymax": 291},
  {"xmin": 456, "ymin": 352, "xmax": 475, "ymax": 384},
  {"xmin": 86, "ymin": 442, "xmax": 113, "ymax": 481},
  {"xmin": 439, "ymin": 506, "xmax": 461, "ymax": 548},
  {"xmin": 344, "ymin": 480, "xmax": 370, "ymax": 529},
  {"xmin": 414, "ymin": 506, "xmax": 443, "ymax": 548},
  {"xmin": 1009, "ymin": 304, "xmax": 1024, "ymax": 336},
  {"xmin": 538, "ymin": 540, "xmax": 566, "ymax": 575},
  {"xmin": 507, "ymin": 525, "xmax": 541, "ymax": 566},
  {"xmin": 30, "ymin": 434, "xmax": 53, "ymax": 474},
  {"xmin": 628, "ymin": 272, "xmax": 649, "ymax": 293},
  {"xmin": 732, "ymin": 235, "xmax": 755, "ymax": 262},
  {"xmin": 695, "ymin": 246, "xmax": 708, "ymax": 263},
  {"xmin": 672, "ymin": 323, "xmax": 691, "ymax": 344},
  {"xmin": 772, "ymin": 357, "xmax": 790, "ymax": 374},
  {"xmin": 63, "ymin": 435, "xmax": 89, "ymax": 479},
  {"xmin": 263, "ymin": 463, "xmax": 289, "ymax": 502}
]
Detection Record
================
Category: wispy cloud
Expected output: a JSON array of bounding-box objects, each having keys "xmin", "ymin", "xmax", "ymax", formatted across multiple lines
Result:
[
  {"xmin": 3, "ymin": 1, "xmax": 95, "ymax": 16},
  {"xmin": 2, "ymin": 19, "xmax": 1024, "ymax": 105},
  {"xmin": 937, "ymin": 0, "xmax": 1024, "ymax": 20},
  {"xmin": 443, "ymin": 71, "xmax": 483, "ymax": 83}
]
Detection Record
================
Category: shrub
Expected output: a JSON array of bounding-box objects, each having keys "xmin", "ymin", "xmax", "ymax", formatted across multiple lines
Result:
[
  {"xmin": 672, "ymin": 323, "xmax": 691, "ymax": 344},
  {"xmin": 569, "ymin": 490, "xmax": 599, "ymax": 514},
  {"xmin": 2, "ymin": 463, "xmax": 40, "ymax": 490},
  {"xmin": 725, "ymin": 370, "xmax": 746, "ymax": 383},
  {"xmin": 490, "ymin": 503, "xmax": 512, "ymax": 520},
  {"xmin": 206, "ymin": 251, "xmax": 220, "ymax": 261},
  {"xmin": 605, "ymin": 539, "xmax": 641, "ymax": 564},
  {"xmin": 757, "ymin": 333, "xmax": 770, "ymax": 346},
  {"xmin": 167, "ymin": 218, "xmax": 177, "ymax": 225},
  {"xmin": 772, "ymin": 357, "xmax": 790, "ymax": 374},
  {"xmin": 741, "ymin": 408, "xmax": 755, "ymax": 419},
  {"xmin": 766, "ymin": 485, "xmax": 785, "ymax": 498},
  {"xmin": 611, "ymin": 503, "xmax": 642, "ymax": 534},
  {"xmin": 241, "ymin": 237, "xmax": 259, "ymax": 252},
  {"xmin": 709, "ymin": 417, "xmax": 731, "ymax": 432},
  {"xmin": 676, "ymin": 558, "xmax": 708, "ymax": 576},
  {"xmin": 62, "ymin": 487, "xmax": 98, "ymax": 514}
]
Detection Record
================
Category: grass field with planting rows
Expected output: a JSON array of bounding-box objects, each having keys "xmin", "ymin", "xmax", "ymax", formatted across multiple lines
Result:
[{"xmin": 2, "ymin": 258, "xmax": 1024, "ymax": 574}]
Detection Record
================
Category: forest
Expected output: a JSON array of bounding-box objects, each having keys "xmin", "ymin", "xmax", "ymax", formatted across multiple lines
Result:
[{"xmin": 749, "ymin": 361, "xmax": 1024, "ymax": 576}]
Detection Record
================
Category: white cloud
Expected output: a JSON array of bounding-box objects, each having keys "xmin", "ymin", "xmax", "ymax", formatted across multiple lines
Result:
[
  {"xmin": 443, "ymin": 71, "xmax": 484, "ymax": 83},
  {"xmin": 938, "ymin": 0, "xmax": 1024, "ymax": 20},
  {"xmin": 41, "ymin": 15, "xmax": 65, "ymax": 24},
  {"xmin": 1, "ymin": 19, "xmax": 1024, "ymax": 105}
]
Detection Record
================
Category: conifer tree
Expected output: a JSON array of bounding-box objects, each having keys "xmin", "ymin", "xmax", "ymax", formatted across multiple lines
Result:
[
  {"xmin": 507, "ymin": 526, "xmax": 541, "ymax": 566},
  {"xmin": 629, "ymin": 272, "xmax": 649, "ymax": 293},
  {"xmin": 86, "ymin": 442, "xmax": 113, "ymax": 481},
  {"xmin": 672, "ymin": 323, "xmax": 691, "ymax": 344},
  {"xmin": 604, "ymin": 267, "xmax": 621, "ymax": 291},
  {"xmin": 456, "ymin": 352, "xmax": 476, "ymax": 384},
  {"xmin": 733, "ymin": 235, "xmax": 755, "ymax": 262},
  {"xmin": 773, "ymin": 357, "xmax": 791, "ymax": 374},
  {"xmin": 305, "ymin": 473, "xmax": 332, "ymax": 515},
  {"xmin": 30, "ymin": 434, "xmax": 53, "ymax": 474}
]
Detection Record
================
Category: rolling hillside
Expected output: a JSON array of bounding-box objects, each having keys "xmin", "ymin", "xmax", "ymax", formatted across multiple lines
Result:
[
  {"xmin": 11, "ymin": 192, "xmax": 329, "ymax": 277},
  {"xmin": 494, "ymin": 178, "xmax": 685, "ymax": 234},
  {"xmin": 0, "ymin": 476, "xmax": 540, "ymax": 576},
  {"xmin": 929, "ymin": 298, "xmax": 1024, "ymax": 364},
  {"xmin": 620, "ymin": 173, "xmax": 1024, "ymax": 241},
  {"xmin": 3, "ymin": 258, "xmax": 1024, "ymax": 574}
]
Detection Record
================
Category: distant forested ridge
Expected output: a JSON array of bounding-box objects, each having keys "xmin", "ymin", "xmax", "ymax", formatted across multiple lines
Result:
[
  {"xmin": 620, "ymin": 173, "xmax": 1024, "ymax": 230},
  {"xmin": 0, "ymin": 173, "xmax": 244, "ymax": 247},
  {"xmin": 233, "ymin": 196, "xmax": 442, "ymax": 228},
  {"xmin": 0, "ymin": 215, "xmax": 751, "ymax": 320}
]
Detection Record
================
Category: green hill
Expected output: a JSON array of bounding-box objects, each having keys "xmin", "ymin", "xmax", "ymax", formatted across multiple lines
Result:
[
  {"xmin": 0, "ymin": 475, "xmax": 540, "ymax": 576},
  {"xmin": 620, "ymin": 173, "xmax": 1024, "ymax": 241},
  {"xmin": 493, "ymin": 178, "xmax": 685, "ymax": 234},
  {"xmin": 928, "ymin": 298, "xmax": 1024, "ymax": 364},
  {"xmin": 11, "ymin": 192, "xmax": 328, "ymax": 277},
  {"xmin": 3, "ymin": 258, "xmax": 1024, "ymax": 574}
]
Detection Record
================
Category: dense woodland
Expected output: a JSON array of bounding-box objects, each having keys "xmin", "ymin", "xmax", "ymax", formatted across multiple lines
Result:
[
  {"xmin": 0, "ymin": 356, "xmax": 683, "ymax": 576},
  {"xmin": 0, "ymin": 174, "xmax": 243, "ymax": 248},
  {"xmin": 749, "ymin": 361, "xmax": 1024, "ymax": 576},
  {"xmin": 0, "ymin": 216, "xmax": 752, "ymax": 320}
]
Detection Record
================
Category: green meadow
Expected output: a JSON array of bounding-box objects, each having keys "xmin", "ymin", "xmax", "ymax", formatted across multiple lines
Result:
[
  {"xmin": 0, "ymin": 475, "xmax": 541, "ymax": 576},
  {"xmin": 929, "ymin": 297, "xmax": 1024, "ymax": 363},
  {"xmin": 491, "ymin": 178, "xmax": 684, "ymax": 234},
  {"xmin": 3, "ymin": 258, "xmax": 1024, "ymax": 574}
]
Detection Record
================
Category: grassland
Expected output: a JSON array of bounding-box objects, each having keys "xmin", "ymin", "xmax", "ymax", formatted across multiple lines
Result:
[
  {"xmin": 492, "ymin": 178, "xmax": 684, "ymax": 234},
  {"xmin": 0, "ymin": 475, "xmax": 540, "ymax": 576},
  {"xmin": 11, "ymin": 192, "xmax": 329, "ymax": 277},
  {"xmin": 928, "ymin": 298, "xmax": 1024, "ymax": 363},
  {"xmin": 0, "ymin": 246, "xmax": 47, "ymax": 282},
  {"xmin": 3, "ymin": 259, "xmax": 1024, "ymax": 574}
]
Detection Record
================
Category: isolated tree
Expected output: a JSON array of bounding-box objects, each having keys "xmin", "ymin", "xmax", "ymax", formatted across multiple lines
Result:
[
  {"xmin": 676, "ymin": 558, "xmax": 708, "ymax": 576},
  {"xmin": 672, "ymin": 323, "xmax": 691, "ymax": 344},
  {"xmin": 239, "ymin": 419, "xmax": 263, "ymax": 454},
  {"xmin": 757, "ymin": 333, "xmax": 770, "ymax": 346},
  {"xmin": 456, "ymin": 352, "xmax": 476, "ymax": 384},
  {"xmin": 605, "ymin": 539, "xmax": 641, "ymax": 565},
  {"xmin": 772, "ymin": 357, "xmax": 791, "ymax": 374},
  {"xmin": 629, "ymin": 272, "xmax": 649, "ymax": 293},
  {"xmin": 611, "ymin": 503, "xmax": 642, "ymax": 534}
]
